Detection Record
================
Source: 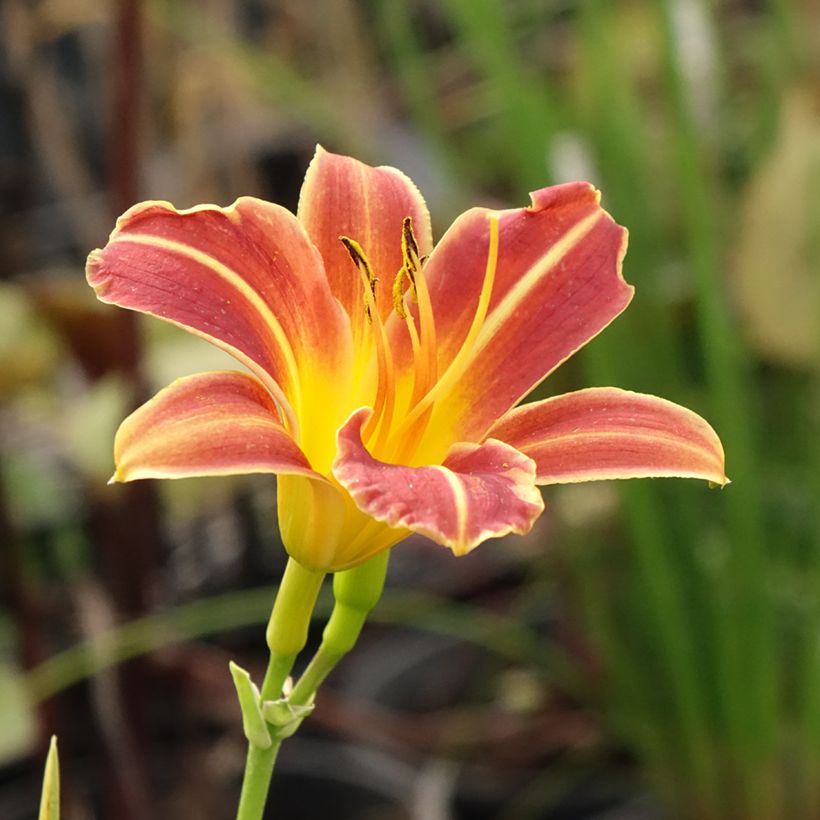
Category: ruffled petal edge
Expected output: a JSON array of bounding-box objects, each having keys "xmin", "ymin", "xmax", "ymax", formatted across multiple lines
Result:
[{"xmin": 333, "ymin": 408, "xmax": 544, "ymax": 556}]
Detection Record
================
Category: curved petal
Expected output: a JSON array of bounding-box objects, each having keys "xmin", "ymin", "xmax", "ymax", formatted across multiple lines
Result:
[
  {"xmin": 488, "ymin": 387, "xmax": 728, "ymax": 486},
  {"xmin": 333, "ymin": 408, "xmax": 544, "ymax": 557},
  {"xmin": 112, "ymin": 371, "xmax": 323, "ymax": 483},
  {"xmin": 297, "ymin": 146, "xmax": 432, "ymax": 327},
  {"xmin": 86, "ymin": 196, "xmax": 352, "ymax": 435},
  {"xmin": 395, "ymin": 183, "xmax": 631, "ymax": 446}
]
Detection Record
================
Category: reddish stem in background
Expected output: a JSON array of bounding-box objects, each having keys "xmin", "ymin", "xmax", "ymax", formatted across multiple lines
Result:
[
  {"xmin": 112, "ymin": 0, "xmax": 142, "ymax": 214},
  {"xmin": 81, "ymin": 2, "xmax": 163, "ymax": 817}
]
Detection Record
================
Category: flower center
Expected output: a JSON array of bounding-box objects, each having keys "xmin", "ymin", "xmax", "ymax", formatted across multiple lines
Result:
[
  {"xmin": 339, "ymin": 218, "xmax": 438, "ymax": 459},
  {"xmin": 337, "ymin": 214, "xmax": 500, "ymax": 467},
  {"xmin": 388, "ymin": 214, "xmax": 499, "ymax": 465}
]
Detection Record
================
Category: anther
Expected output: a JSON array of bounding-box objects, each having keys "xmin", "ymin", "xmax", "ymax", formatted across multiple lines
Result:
[
  {"xmin": 340, "ymin": 235, "xmax": 378, "ymax": 320},
  {"xmin": 401, "ymin": 217, "xmax": 420, "ymax": 284},
  {"xmin": 393, "ymin": 216, "xmax": 426, "ymax": 316}
]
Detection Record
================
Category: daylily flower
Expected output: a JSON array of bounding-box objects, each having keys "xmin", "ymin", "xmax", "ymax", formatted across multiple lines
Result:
[{"xmin": 86, "ymin": 147, "xmax": 727, "ymax": 572}]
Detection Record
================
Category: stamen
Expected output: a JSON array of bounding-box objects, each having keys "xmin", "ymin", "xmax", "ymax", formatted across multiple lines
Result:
[
  {"xmin": 365, "ymin": 303, "xmax": 398, "ymax": 449},
  {"xmin": 402, "ymin": 216, "xmax": 420, "ymax": 258},
  {"xmin": 401, "ymin": 217, "xmax": 419, "ymax": 288},
  {"xmin": 392, "ymin": 216, "xmax": 437, "ymax": 409},
  {"xmin": 340, "ymin": 236, "xmax": 378, "ymax": 321},
  {"xmin": 339, "ymin": 234, "xmax": 397, "ymax": 449},
  {"xmin": 412, "ymin": 252, "xmax": 438, "ymax": 399},
  {"xmin": 390, "ymin": 213, "xmax": 500, "ymax": 454},
  {"xmin": 392, "ymin": 216, "xmax": 422, "ymax": 317},
  {"xmin": 403, "ymin": 306, "xmax": 421, "ymax": 363}
]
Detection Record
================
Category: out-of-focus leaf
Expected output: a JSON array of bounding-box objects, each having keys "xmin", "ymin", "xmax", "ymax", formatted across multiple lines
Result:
[
  {"xmin": 732, "ymin": 90, "xmax": 820, "ymax": 369},
  {"xmin": 0, "ymin": 284, "xmax": 59, "ymax": 396},
  {"xmin": 61, "ymin": 375, "xmax": 129, "ymax": 484},
  {"xmin": 0, "ymin": 661, "xmax": 36, "ymax": 765},
  {"xmin": 143, "ymin": 319, "xmax": 245, "ymax": 391}
]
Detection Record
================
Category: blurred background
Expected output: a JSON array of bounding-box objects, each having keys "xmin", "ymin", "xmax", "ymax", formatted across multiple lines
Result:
[{"xmin": 1, "ymin": 0, "xmax": 819, "ymax": 818}]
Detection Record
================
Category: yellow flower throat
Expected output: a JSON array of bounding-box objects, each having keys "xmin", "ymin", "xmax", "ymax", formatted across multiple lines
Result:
[{"xmin": 334, "ymin": 215, "xmax": 500, "ymax": 470}]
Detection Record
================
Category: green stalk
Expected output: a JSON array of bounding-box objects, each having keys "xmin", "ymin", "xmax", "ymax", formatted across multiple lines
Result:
[
  {"xmin": 764, "ymin": 0, "xmax": 804, "ymax": 73},
  {"xmin": 654, "ymin": 3, "xmax": 775, "ymax": 816},
  {"xmin": 288, "ymin": 551, "xmax": 389, "ymax": 708},
  {"xmin": 574, "ymin": 7, "xmax": 722, "ymax": 808},
  {"xmin": 374, "ymin": 3, "xmax": 459, "ymax": 184},
  {"xmin": 440, "ymin": 0, "xmax": 560, "ymax": 192},
  {"xmin": 235, "ymin": 559, "xmax": 325, "ymax": 820},
  {"xmin": 563, "ymin": 527, "xmax": 674, "ymax": 792},
  {"xmin": 576, "ymin": 0, "xmax": 685, "ymax": 396},
  {"xmin": 582, "ymin": 308, "xmax": 721, "ymax": 815},
  {"xmin": 623, "ymin": 483, "xmax": 721, "ymax": 817},
  {"xmin": 793, "ymin": 136, "xmax": 820, "ymax": 819}
]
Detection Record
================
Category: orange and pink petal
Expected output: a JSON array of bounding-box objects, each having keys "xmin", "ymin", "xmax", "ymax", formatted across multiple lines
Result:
[
  {"xmin": 86, "ymin": 197, "xmax": 351, "ymax": 433},
  {"xmin": 112, "ymin": 371, "xmax": 322, "ymax": 483},
  {"xmin": 333, "ymin": 408, "xmax": 544, "ymax": 557},
  {"xmin": 488, "ymin": 387, "xmax": 728, "ymax": 486},
  {"xmin": 394, "ymin": 183, "xmax": 632, "ymax": 446},
  {"xmin": 298, "ymin": 146, "xmax": 432, "ymax": 327}
]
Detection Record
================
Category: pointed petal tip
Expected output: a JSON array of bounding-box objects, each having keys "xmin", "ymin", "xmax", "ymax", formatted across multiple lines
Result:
[
  {"xmin": 491, "ymin": 387, "xmax": 729, "ymax": 488},
  {"xmin": 112, "ymin": 371, "xmax": 319, "ymax": 483},
  {"xmin": 710, "ymin": 468, "xmax": 731, "ymax": 489}
]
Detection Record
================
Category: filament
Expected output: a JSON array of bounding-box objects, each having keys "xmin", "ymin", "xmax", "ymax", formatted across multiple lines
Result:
[
  {"xmin": 389, "ymin": 213, "xmax": 500, "ymax": 453},
  {"xmin": 340, "ymin": 235, "xmax": 397, "ymax": 449}
]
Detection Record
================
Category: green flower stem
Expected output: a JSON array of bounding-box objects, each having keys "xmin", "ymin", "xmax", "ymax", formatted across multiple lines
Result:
[
  {"xmin": 236, "ymin": 558, "xmax": 325, "ymax": 820},
  {"xmin": 289, "ymin": 551, "xmax": 389, "ymax": 707},
  {"xmin": 264, "ymin": 559, "xmax": 326, "ymax": 662}
]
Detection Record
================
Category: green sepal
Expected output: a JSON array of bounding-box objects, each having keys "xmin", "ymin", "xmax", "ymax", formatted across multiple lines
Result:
[
  {"xmin": 229, "ymin": 661, "xmax": 273, "ymax": 750},
  {"xmin": 38, "ymin": 735, "xmax": 59, "ymax": 820},
  {"xmin": 261, "ymin": 697, "xmax": 315, "ymax": 740}
]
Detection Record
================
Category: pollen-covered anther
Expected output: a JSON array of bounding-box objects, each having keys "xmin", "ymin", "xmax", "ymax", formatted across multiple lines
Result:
[
  {"xmin": 392, "ymin": 216, "xmax": 427, "ymax": 317},
  {"xmin": 401, "ymin": 216, "xmax": 422, "ymax": 283},
  {"xmin": 340, "ymin": 235, "xmax": 378, "ymax": 321}
]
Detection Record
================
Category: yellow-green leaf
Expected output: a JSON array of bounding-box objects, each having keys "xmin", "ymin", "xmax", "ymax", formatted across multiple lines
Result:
[{"xmin": 38, "ymin": 736, "xmax": 59, "ymax": 820}]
